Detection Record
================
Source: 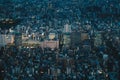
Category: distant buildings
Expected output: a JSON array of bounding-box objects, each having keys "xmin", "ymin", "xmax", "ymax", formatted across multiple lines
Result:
[
  {"xmin": 48, "ymin": 33, "xmax": 56, "ymax": 40},
  {"xmin": 41, "ymin": 40, "xmax": 59, "ymax": 50},
  {"xmin": 81, "ymin": 32, "xmax": 89, "ymax": 41},
  {"xmin": 40, "ymin": 32, "xmax": 59, "ymax": 50},
  {"xmin": 14, "ymin": 32, "xmax": 22, "ymax": 46},
  {"xmin": 94, "ymin": 32, "xmax": 102, "ymax": 47},
  {"xmin": 63, "ymin": 33, "xmax": 71, "ymax": 48},
  {"xmin": 70, "ymin": 32, "xmax": 81, "ymax": 47},
  {"xmin": 0, "ymin": 34, "xmax": 14, "ymax": 47},
  {"xmin": 58, "ymin": 33, "xmax": 64, "ymax": 51},
  {"xmin": 63, "ymin": 24, "xmax": 71, "ymax": 33}
]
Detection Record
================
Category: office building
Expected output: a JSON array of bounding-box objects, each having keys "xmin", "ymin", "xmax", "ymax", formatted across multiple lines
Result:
[
  {"xmin": 70, "ymin": 32, "xmax": 81, "ymax": 47},
  {"xmin": 41, "ymin": 40, "xmax": 59, "ymax": 50},
  {"xmin": 63, "ymin": 33, "xmax": 71, "ymax": 47},
  {"xmin": 58, "ymin": 33, "xmax": 64, "ymax": 51},
  {"xmin": 14, "ymin": 32, "xmax": 22, "ymax": 46},
  {"xmin": 63, "ymin": 24, "xmax": 71, "ymax": 33}
]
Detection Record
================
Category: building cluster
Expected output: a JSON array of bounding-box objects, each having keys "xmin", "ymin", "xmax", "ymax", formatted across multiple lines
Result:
[
  {"xmin": 0, "ymin": 0, "xmax": 120, "ymax": 80},
  {"xmin": 0, "ymin": 19, "xmax": 120, "ymax": 80}
]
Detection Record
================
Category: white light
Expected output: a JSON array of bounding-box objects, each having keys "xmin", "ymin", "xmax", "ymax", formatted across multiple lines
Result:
[
  {"xmin": 6, "ymin": 36, "xmax": 9, "ymax": 39},
  {"xmin": 98, "ymin": 70, "xmax": 102, "ymax": 74},
  {"xmin": 31, "ymin": 47, "xmax": 33, "ymax": 48},
  {"xmin": 116, "ymin": 37, "xmax": 119, "ymax": 40},
  {"xmin": 42, "ymin": 33, "xmax": 44, "ymax": 36},
  {"xmin": 106, "ymin": 74, "xmax": 108, "ymax": 77},
  {"xmin": 51, "ymin": 48, "xmax": 54, "ymax": 51},
  {"xmin": 1, "ymin": 70, "xmax": 4, "ymax": 72},
  {"xmin": 40, "ymin": 71, "xmax": 44, "ymax": 73},
  {"xmin": 28, "ymin": 35, "xmax": 31, "ymax": 37}
]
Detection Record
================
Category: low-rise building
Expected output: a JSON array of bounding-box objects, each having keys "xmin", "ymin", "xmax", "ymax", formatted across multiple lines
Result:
[{"xmin": 41, "ymin": 40, "xmax": 59, "ymax": 50}]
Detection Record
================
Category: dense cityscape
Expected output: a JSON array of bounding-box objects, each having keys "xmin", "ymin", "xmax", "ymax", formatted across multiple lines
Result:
[{"xmin": 0, "ymin": 0, "xmax": 120, "ymax": 80}]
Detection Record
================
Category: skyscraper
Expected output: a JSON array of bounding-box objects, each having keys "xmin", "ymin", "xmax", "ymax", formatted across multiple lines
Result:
[
  {"xmin": 63, "ymin": 24, "xmax": 71, "ymax": 33},
  {"xmin": 14, "ymin": 32, "xmax": 22, "ymax": 46},
  {"xmin": 63, "ymin": 33, "xmax": 71, "ymax": 48},
  {"xmin": 70, "ymin": 32, "xmax": 81, "ymax": 47}
]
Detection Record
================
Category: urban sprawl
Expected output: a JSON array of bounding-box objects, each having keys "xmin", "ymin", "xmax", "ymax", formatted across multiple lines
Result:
[{"xmin": 0, "ymin": 0, "xmax": 120, "ymax": 80}]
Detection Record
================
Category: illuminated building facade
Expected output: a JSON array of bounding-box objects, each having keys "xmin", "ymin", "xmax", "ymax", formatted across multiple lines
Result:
[
  {"xmin": 63, "ymin": 33, "xmax": 71, "ymax": 47},
  {"xmin": 63, "ymin": 24, "xmax": 71, "ymax": 33},
  {"xmin": 41, "ymin": 40, "xmax": 59, "ymax": 49},
  {"xmin": 0, "ymin": 34, "xmax": 14, "ymax": 47}
]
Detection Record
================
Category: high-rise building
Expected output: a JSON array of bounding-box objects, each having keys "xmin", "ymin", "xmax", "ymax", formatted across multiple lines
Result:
[
  {"xmin": 58, "ymin": 33, "xmax": 64, "ymax": 51},
  {"xmin": 70, "ymin": 32, "xmax": 81, "ymax": 47},
  {"xmin": 63, "ymin": 24, "xmax": 71, "ymax": 33},
  {"xmin": 63, "ymin": 33, "xmax": 71, "ymax": 47},
  {"xmin": 14, "ymin": 32, "xmax": 22, "ymax": 46}
]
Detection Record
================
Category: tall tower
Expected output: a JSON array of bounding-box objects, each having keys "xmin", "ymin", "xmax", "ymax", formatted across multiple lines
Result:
[
  {"xmin": 63, "ymin": 24, "xmax": 71, "ymax": 33},
  {"xmin": 58, "ymin": 33, "xmax": 63, "ymax": 51},
  {"xmin": 14, "ymin": 32, "xmax": 22, "ymax": 47},
  {"xmin": 71, "ymin": 32, "xmax": 81, "ymax": 47}
]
